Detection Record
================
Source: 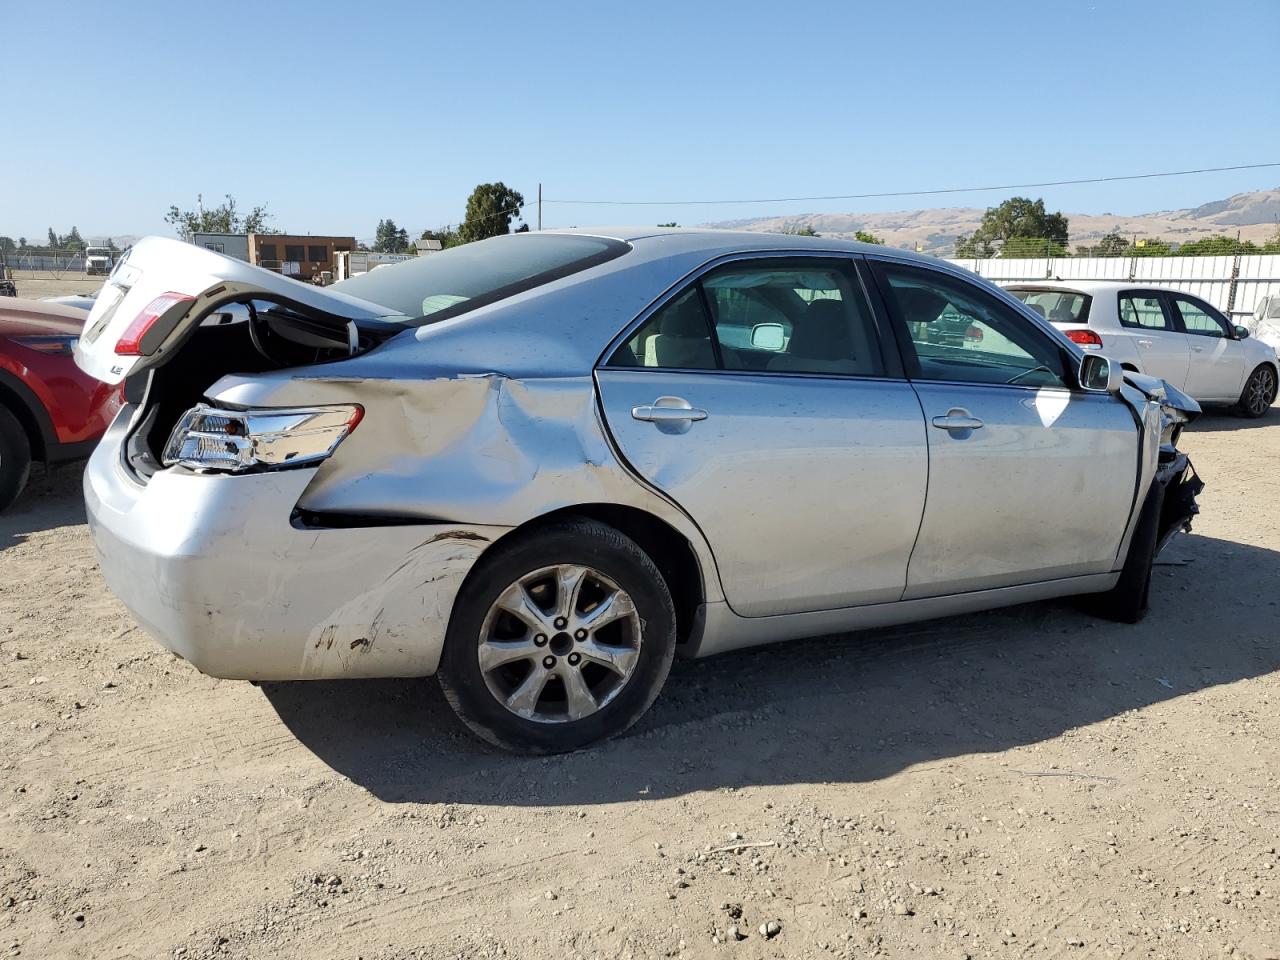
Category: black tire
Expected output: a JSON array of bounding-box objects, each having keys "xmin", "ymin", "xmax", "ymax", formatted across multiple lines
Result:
[
  {"xmin": 1086, "ymin": 483, "xmax": 1165, "ymax": 624},
  {"xmin": 437, "ymin": 519, "xmax": 677, "ymax": 754},
  {"xmin": 1236, "ymin": 363, "xmax": 1277, "ymax": 419},
  {"xmin": 0, "ymin": 405, "xmax": 32, "ymax": 513}
]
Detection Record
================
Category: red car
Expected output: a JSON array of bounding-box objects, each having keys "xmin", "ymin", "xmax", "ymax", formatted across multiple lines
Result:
[{"xmin": 0, "ymin": 298, "xmax": 123, "ymax": 510}]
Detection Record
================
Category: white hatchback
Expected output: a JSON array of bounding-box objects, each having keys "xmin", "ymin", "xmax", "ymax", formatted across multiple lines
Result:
[{"xmin": 1007, "ymin": 281, "xmax": 1278, "ymax": 417}]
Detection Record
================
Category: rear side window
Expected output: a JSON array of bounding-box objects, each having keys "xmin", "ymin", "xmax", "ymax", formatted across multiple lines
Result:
[
  {"xmin": 1008, "ymin": 288, "xmax": 1092, "ymax": 324},
  {"xmin": 333, "ymin": 234, "xmax": 629, "ymax": 323},
  {"xmin": 608, "ymin": 259, "xmax": 885, "ymax": 377},
  {"xmin": 1119, "ymin": 294, "xmax": 1169, "ymax": 330}
]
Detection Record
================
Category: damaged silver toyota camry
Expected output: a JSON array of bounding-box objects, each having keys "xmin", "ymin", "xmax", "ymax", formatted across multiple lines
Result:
[{"xmin": 77, "ymin": 229, "xmax": 1204, "ymax": 753}]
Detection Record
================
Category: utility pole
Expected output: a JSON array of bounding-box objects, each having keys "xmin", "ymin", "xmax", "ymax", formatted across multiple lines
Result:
[{"xmin": 537, "ymin": 184, "xmax": 542, "ymax": 231}]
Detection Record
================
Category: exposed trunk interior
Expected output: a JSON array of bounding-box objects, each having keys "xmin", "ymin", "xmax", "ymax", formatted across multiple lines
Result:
[{"xmin": 124, "ymin": 302, "xmax": 402, "ymax": 480}]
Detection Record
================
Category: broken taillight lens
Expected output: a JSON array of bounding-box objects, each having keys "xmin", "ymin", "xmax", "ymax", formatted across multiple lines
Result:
[
  {"xmin": 1064, "ymin": 328, "xmax": 1104, "ymax": 349},
  {"xmin": 162, "ymin": 403, "xmax": 363, "ymax": 473},
  {"xmin": 114, "ymin": 292, "xmax": 196, "ymax": 355}
]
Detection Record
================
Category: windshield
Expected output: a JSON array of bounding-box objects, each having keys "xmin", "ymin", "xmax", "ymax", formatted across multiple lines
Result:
[
  {"xmin": 1008, "ymin": 288, "xmax": 1092, "ymax": 324},
  {"xmin": 86, "ymin": 248, "xmax": 111, "ymax": 257},
  {"xmin": 332, "ymin": 233, "xmax": 629, "ymax": 323}
]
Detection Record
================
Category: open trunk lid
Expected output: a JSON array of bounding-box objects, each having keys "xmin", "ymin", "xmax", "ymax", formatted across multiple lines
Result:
[{"xmin": 75, "ymin": 236, "xmax": 405, "ymax": 384}]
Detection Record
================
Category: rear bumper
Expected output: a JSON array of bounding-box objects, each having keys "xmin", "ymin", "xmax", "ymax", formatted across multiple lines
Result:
[{"xmin": 84, "ymin": 417, "xmax": 507, "ymax": 680}]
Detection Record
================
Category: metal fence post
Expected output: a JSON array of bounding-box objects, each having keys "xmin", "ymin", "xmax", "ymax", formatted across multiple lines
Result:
[{"xmin": 1226, "ymin": 252, "xmax": 1241, "ymax": 316}]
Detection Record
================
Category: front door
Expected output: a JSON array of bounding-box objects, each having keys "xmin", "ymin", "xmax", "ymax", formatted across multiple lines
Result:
[
  {"xmin": 1169, "ymin": 293, "xmax": 1247, "ymax": 401},
  {"xmin": 871, "ymin": 261, "xmax": 1140, "ymax": 598},
  {"xmin": 596, "ymin": 256, "xmax": 928, "ymax": 617}
]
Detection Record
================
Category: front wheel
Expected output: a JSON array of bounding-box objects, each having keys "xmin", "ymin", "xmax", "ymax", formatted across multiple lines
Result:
[
  {"xmin": 0, "ymin": 405, "xmax": 32, "ymax": 513},
  {"xmin": 437, "ymin": 519, "xmax": 676, "ymax": 754},
  {"xmin": 1237, "ymin": 364, "xmax": 1277, "ymax": 418}
]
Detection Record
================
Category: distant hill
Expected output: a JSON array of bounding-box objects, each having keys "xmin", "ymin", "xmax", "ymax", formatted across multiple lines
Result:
[{"xmin": 706, "ymin": 188, "xmax": 1280, "ymax": 256}]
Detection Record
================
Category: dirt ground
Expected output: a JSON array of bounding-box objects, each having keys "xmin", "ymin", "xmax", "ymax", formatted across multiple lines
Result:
[
  {"xmin": 1, "ymin": 272, "xmax": 105, "ymax": 301},
  {"xmin": 1, "ymin": 388, "xmax": 1278, "ymax": 959}
]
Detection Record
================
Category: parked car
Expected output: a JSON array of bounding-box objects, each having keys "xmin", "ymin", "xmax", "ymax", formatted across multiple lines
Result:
[
  {"xmin": 0, "ymin": 299, "xmax": 123, "ymax": 510},
  {"xmin": 77, "ymin": 232, "xmax": 1203, "ymax": 753},
  {"xmin": 1006, "ymin": 281, "xmax": 1278, "ymax": 417}
]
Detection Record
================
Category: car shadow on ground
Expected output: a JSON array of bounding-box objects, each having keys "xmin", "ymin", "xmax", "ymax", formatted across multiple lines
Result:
[
  {"xmin": 263, "ymin": 531, "xmax": 1279, "ymax": 806},
  {"xmin": 1184, "ymin": 407, "xmax": 1276, "ymax": 433},
  {"xmin": 0, "ymin": 463, "xmax": 87, "ymax": 552}
]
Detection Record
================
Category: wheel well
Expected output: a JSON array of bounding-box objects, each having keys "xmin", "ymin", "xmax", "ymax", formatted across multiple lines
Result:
[
  {"xmin": 510, "ymin": 504, "xmax": 704, "ymax": 648},
  {"xmin": 1120, "ymin": 362, "xmax": 1139, "ymax": 372},
  {"xmin": 0, "ymin": 383, "xmax": 47, "ymax": 461}
]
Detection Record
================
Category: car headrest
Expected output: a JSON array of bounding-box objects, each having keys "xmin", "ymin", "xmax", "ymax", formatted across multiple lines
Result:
[
  {"xmin": 659, "ymin": 296, "xmax": 709, "ymax": 337},
  {"xmin": 789, "ymin": 299, "xmax": 854, "ymax": 358}
]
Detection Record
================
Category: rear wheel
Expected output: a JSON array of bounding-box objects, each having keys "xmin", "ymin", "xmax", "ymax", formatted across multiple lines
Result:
[
  {"xmin": 1086, "ymin": 483, "xmax": 1164, "ymax": 624},
  {"xmin": 437, "ymin": 519, "xmax": 676, "ymax": 754},
  {"xmin": 1237, "ymin": 364, "xmax": 1277, "ymax": 418},
  {"xmin": 0, "ymin": 406, "xmax": 32, "ymax": 513}
]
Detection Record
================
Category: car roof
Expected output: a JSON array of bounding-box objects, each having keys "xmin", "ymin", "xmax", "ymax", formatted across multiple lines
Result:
[
  {"xmin": 548, "ymin": 225, "xmax": 942, "ymax": 263},
  {"xmin": 1004, "ymin": 280, "xmax": 1154, "ymax": 294}
]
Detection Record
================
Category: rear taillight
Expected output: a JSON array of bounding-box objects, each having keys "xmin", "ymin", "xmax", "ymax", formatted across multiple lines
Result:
[
  {"xmin": 162, "ymin": 403, "xmax": 363, "ymax": 473},
  {"xmin": 1065, "ymin": 328, "xmax": 1104, "ymax": 349},
  {"xmin": 114, "ymin": 292, "xmax": 196, "ymax": 355},
  {"xmin": 964, "ymin": 324, "xmax": 984, "ymax": 343}
]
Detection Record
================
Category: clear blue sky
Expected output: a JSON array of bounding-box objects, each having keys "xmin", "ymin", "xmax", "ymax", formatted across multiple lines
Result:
[{"xmin": 4, "ymin": 0, "xmax": 1279, "ymax": 242}]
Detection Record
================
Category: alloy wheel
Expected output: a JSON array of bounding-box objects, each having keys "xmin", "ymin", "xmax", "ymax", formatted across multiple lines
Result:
[
  {"xmin": 477, "ymin": 564, "xmax": 643, "ymax": 723},
  {"xmin": 1248, "ymin": 367, "xmax": 1276, "ymax": 416}
]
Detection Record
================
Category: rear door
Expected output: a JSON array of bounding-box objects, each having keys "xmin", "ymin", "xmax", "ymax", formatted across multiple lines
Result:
[
  {"xmin": 1116, "ymin": 290, "xmax": 1190, "ymax": 388},
  {"xmin": 1169, "ymin": 293, "xmax": 1247, "ymax": 400},
  {"xmin": 870, "ymin": 260, "xmax": 1139, "ymax": 598},
  {"xmin": 596, "ymin": 255, "xmax": 929, "ymax": 617}
]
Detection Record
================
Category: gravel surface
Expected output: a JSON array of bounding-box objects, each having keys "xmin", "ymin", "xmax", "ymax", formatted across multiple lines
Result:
[{"xmin": 1, "ymin": 406, "xmax": 1277, "ymax": 959}]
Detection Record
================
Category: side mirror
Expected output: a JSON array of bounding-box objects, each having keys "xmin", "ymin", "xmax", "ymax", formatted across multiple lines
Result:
[
  {"xmin": 751, "ymin": 322, "xmax": 785, "ymax": 351},
  {"xmin": 1079, "ymin": 353, "xmax": 1123, "ymax": 394},
  {"xmin": 1234, "ymin": 325, "xmax": 1250, "ymax": 340}
]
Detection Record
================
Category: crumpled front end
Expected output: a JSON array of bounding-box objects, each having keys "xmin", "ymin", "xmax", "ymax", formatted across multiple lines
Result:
[{"xmin": 1122, "ymin": 371, "xmax": 1204, "ymax": 557}]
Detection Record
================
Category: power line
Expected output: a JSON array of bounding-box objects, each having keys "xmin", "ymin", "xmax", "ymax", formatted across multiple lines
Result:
[{"xmin": 542, "ymin": 162, "xmax": 1280, "ymax": 207}]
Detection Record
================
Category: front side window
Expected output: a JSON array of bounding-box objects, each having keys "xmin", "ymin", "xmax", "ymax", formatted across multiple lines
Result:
[
  {"xmin": 609, "ymin": 259, "xmax": 885, "ymax": 377},
  {"xmin": 1172, "ymin": 296, "xmax": 1230, "ymax": 337},
  {"xmin": 881, "ymin": 265, "xmax": 1067, "ymax": 388},
  {"xmin": 1118, "ymin": 293, "xmax": 1169, "ymax": 330}
]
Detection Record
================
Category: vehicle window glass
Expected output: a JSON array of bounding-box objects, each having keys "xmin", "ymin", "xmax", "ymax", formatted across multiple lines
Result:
[
  {"xmin": 1268, "ymin": 298, "xmax": 1280, "ymax": 320},
  {"xmin": 609, "ymin": 288, "xmax": 715, "ymax": 369},
  {"xmin": 284, "ymin": 244, "xmax": 305, "ymax": 262},
  {"xmin": 1008, "ymin": 289, "xmax": 1091, "ymax": 324},
  {"xmin": 883, "ymin": 266, "xmax": 1067, "ymax": 388},
  {"xmin": 307, "ymin": 245, "xmax": 326, "ymax": 263},
  {"xmin": 1173, "ymin": 297, "xmax": 1229, "ymax": 337},
  {"xmin": 1118, "ymin": 294, "xmax": 1169, "ymax": 330},
  {"xmin": 704, "ymin": 262, "xmax": 884, "ymax": 376},
  {"xmin": 334, "ymin": 233, "xmax": 629, "ymax": 323},
  {"xmin": 259, "ymin": 243, "xmax": 277, "ymax": 262}
]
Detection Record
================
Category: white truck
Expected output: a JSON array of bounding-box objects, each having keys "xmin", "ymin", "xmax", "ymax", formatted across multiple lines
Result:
[{"xmin": 84, "ymin": 246, "xmax": 114, "ymax": 276}]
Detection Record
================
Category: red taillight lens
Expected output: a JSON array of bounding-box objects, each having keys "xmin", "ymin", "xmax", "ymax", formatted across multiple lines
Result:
[
  {"xmin": 114, "ymin": 292, "xmax": 196, "ymax": 356},
  {"xmin": 964, "ymin": 324, "xmax": 984, "ymax": 342},
  {"xmin": 1065, "ymin": 328, "xmax": 1104, "ymax": 348}
]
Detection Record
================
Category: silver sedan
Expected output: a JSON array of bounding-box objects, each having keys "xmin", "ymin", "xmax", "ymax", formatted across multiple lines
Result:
[{"xmin": 77, "ymin": 229, "xmax": 1203, "ymax": 753}]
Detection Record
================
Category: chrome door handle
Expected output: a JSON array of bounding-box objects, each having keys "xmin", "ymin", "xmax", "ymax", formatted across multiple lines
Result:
[
  {"xmin": 1190, "ymin": 345, "xmax": 1204, "ymax": 353},
  {"xmin": 930, "ymin": 408, "xmax": 984, "ymax": 432},
  {"xmin": 631, "ymin": 396, "xmax": 708, "ymax": 423},
  {"xmin": 1137, "ymin": 339, "xmax": 1154, "ymax": 348}
]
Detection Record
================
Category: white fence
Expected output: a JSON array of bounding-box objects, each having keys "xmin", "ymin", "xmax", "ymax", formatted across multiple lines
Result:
[{"xmin": 947, "ymin": 254, "xmax": 1280, "ymax": 320}]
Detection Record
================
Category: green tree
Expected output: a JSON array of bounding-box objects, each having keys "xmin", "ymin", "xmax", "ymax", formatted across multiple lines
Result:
[
  {"xmin": 0, "ymin": 237, "xmax": 15, "ymax": 254},
  {"xmin": 783, "ymin": 224, "xmax": 820, "ymax": 237},
  {"xmin": 373, "ymin": 218, "xmax": 410, "ymax": 253},
  {"xmin": 955, "ymin": 197, "xmax": 1069, "ymax": 258},
  {"xmin": 854, "ymin": 230, "xmax": 884, "ymax": 245},
  {"xmin": 1096, "ymin": 231, "xmax": 1129, "ymax": 256},
  {"xmin": 63, "ymin": 226, "xmax": 85, "ymax": 252},
  {"xmin": 17, "ymin": 237, "xmax": 27, "ymax": 251},
  {"xmin": 458, "ymin": 183, "xmax": 526, "ymax": 244},
  {"xmin": 420, "ymin": 226, "xmax": 461, "ymax": 249},
  {"xmin": 657, "ymin": 222, "xmax": 679, "ymax": 228},
  {"xmin": 47, "ymin": 228, "xmax": 58, "ymax": 248},
  {"xmin": 1262, "ymin": 226, "xmax": 1280, "ymax": 255},
  {"xmin": 1174, "ymin": 234, "xmax": 1259, "ymax": 256},
  {"xmin": 164, "ymin": 193, "xmax": 276, "ymax": 240},
  {"xmin": 1123, "ymin": 238, "xmax": 1172, "ymax": 257}
]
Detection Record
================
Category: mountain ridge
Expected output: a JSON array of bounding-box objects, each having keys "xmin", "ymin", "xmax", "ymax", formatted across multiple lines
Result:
[{"xmin": 705, "ymin": 187, "xmax": 1280, "ymax": 255}]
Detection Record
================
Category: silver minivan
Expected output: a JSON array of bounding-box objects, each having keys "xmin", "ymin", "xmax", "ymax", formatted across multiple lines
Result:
[{"xmin": 77, "ymin": 229, "xmax": 1203, "ymax": 753}]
